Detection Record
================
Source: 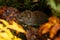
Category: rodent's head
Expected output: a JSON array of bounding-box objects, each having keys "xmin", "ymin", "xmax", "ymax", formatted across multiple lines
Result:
[{"xmin": 17, "ymin": 10, "xmax": 33, "ymax": 25}]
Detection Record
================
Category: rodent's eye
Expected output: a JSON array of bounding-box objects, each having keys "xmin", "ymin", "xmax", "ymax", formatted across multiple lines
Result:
[{"xmin": 21, "ymin": 15, "xmax": 23, "ymax": 17}]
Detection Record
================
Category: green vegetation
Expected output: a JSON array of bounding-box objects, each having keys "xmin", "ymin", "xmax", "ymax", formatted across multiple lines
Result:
[{"xmin": 47, "ymin": 0, "xmax": 60, "ymax": 17}]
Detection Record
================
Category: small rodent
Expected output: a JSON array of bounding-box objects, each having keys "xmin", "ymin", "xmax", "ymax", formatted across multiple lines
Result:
[{"xmin": 17, "ymin": 10, "xmax": 48, "ymax": 26}]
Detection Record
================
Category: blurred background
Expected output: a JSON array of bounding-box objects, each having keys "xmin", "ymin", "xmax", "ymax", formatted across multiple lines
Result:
[{"xmin": 0, "ymin": 0, "xmax": 51, "ymax": 16}]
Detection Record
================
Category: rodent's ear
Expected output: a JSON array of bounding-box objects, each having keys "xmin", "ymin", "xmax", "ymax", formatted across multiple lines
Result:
[{"xmin": 27, "ymin": 13, "xmax": 31, "ymax": 18}]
